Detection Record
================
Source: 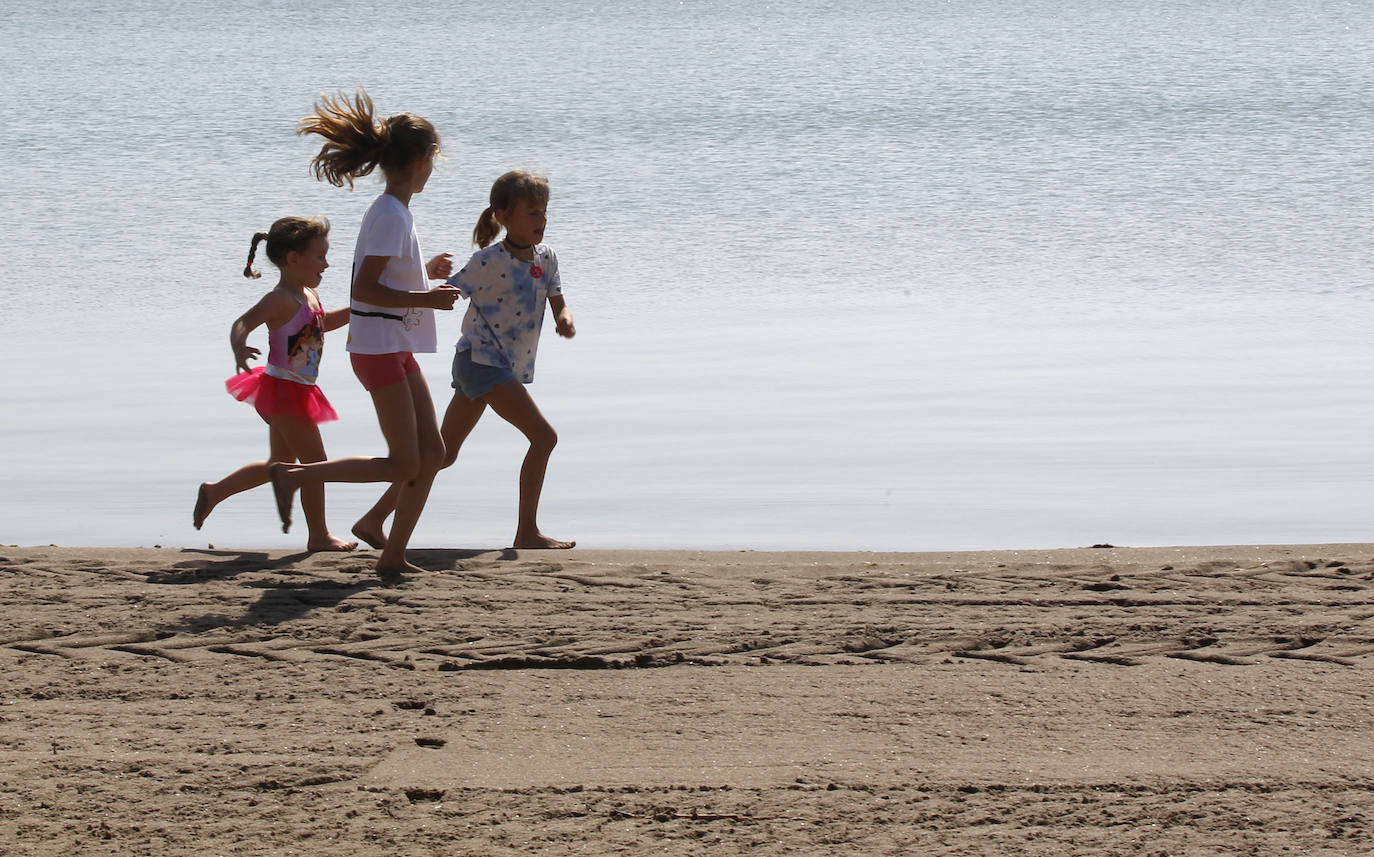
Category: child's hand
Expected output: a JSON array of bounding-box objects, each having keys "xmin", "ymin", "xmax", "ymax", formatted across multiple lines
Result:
[
  {"xmin": 555, "ymin": 308, "xmax": 576, "ymax": 339},
  {"xmin": 233, "ymin": 345, "xmax": 260, "ymax": 374},
  {"xmin": 428, "ymin": 285, "xmax": 463, "ymax": 310},
  {"xmin": 426, "ymin": 253, "xmax": 454, "ymax": 280}
]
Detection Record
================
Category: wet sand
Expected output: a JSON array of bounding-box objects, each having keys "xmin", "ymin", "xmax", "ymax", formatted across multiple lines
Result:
[{"xmin": 2, "ymin": 544, "xmax": 1373, "ymax": 855}]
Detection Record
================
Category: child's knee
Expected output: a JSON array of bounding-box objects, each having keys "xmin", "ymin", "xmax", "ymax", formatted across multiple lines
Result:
[
  {"xmin": 440, "ymin": 444, "xmax": 460, "ymax": 470},
  {"xmin": 388, "ymin": 449, "xmax": 423, "ymax": 482},
  {"xmin": 419, "ymin": 440, "xmax": 446, "ymax": 474},
  {"xmin": 531, "ymin": 425, "xmax": 558, "ymax": 453}
]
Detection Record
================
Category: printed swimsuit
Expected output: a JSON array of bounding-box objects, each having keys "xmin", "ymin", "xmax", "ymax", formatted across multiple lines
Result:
[{"xmin": 265, "ymin": 300, "xmax": 325, "ymax": 385}]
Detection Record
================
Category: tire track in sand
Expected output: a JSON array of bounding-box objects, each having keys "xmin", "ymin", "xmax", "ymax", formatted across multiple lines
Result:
[{"xmin": 2, "ymin": 546, "xmax": 1372, "ymax": 673}]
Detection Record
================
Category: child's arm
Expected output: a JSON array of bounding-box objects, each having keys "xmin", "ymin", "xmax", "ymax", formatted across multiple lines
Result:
[
  {"xmin": 229, "ymin": 291, "xmax": 294, "ymax": 373},
  {"xmin": 353, "ymin": 255, "xmax": 460, "ymax": 310},
  {"xmin": 322, "ymin": 307, "xmax": 350, "ymax": 332},
  {"xmin": 549, "ymin": 294, "xmax": 576, "ymax": 339}
]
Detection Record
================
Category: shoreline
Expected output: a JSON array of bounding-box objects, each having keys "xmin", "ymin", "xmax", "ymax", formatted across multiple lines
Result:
[
  {"xmin": 6, "ymin": 539, "xmax": 1371, "ymax": 558},
  {"xmin": 4, "ymin": 542, "xmax": 1373, "ymax": 854}
]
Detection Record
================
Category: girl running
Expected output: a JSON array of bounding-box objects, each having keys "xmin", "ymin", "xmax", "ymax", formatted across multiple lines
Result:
[
  {"xmin": 355, "ymin": 170, "xmax": 576, "ymax": 549},
  {"xmin": 194, "ymin": 216, "xmax": 356, "ymax": 551},
  {"xmin": 271, "ymin": 90, "xmax": 461, "ymax": 578}
]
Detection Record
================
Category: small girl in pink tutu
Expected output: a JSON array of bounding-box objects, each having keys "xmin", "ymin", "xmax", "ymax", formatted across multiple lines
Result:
[{"xmin": 193, "ymin": 215, "xmax": 357, "ymax": 551}]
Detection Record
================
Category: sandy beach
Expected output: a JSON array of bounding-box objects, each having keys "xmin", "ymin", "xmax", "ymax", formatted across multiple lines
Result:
[{"xmin": 2, "ymin": 543, "xmax": 1372, "ymax": 855}]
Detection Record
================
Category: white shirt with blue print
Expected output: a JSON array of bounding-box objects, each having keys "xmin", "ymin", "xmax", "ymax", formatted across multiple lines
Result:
[{"xmin": 447, "ymin": 243, "xmax": 562, "ymax": 383}]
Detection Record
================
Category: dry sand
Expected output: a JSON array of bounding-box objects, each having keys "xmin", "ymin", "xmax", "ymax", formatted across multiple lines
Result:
[{"xmin": 2, "ymin": 543, "xmax": 1372, "ymax": 855}]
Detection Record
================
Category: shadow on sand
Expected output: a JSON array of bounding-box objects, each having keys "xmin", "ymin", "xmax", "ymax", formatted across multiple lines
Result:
[{"xmin": 151, "ymin": 546, "xmax": 520, "ymax": 633}]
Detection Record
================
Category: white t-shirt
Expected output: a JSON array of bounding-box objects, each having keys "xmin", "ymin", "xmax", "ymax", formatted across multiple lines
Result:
[
  {"xmin": 448, "ymin": 243, "xmax": 563, "ymax": 383},
  {"xmin": 346, "ymin": 194, "xmax": 437, "ymax": 354}
]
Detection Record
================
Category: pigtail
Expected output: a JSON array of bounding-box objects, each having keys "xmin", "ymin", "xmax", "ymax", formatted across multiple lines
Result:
[
  {"xmin": 298, "ymin": 89, "xmax": 439, "ymax": 188},
  {"xmin": 473, "ymin": 206, "xmax": 501, "ymax": 249},
  {"xmin": 244, "ymin": 232, "xmax": 269, "ymax": 279}
]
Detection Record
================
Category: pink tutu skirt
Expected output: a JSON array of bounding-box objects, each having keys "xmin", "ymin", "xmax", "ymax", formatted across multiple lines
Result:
[{"xmin": 225, "ymin": 367, "xmax": 338, "ymax": 424}]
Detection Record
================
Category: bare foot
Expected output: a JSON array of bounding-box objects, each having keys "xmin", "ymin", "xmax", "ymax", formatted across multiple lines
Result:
[
  {"xmin": 351, "ymin": 520, "xmax": 387, "ymax": 550},
  {"xmin": 193, "ymin": 483, "xmax": 215, "ymax": 530},
  {"xmin": 376, "ymin": 559, "xmax": 426, "ymax": 583},
  {"xmin": 512, "ymin": 532, "xmax": 576, "ymax": 550},
  {"xmin": 307, "ymin": 534, "xmax": 358, "ymax": 552},
  {"xmin": 268, "ymin": 463, "xmax": 295, "ymax": 534}
]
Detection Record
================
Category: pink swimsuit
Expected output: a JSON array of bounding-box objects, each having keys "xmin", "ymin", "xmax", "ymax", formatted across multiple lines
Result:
[{"xmin": 264, "ymin": 301, "xmax": 325, "ymax": 385}]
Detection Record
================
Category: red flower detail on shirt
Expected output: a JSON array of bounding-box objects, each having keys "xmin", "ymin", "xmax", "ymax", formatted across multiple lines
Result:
[{"xmin": 529, "ymin": 265, "xmax": 543, "ymax": 279}]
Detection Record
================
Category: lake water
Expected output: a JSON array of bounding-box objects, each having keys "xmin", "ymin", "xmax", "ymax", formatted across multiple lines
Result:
[{"xmin": 2, "ymin": 0, "xmax": 1372, "ymax": 551}]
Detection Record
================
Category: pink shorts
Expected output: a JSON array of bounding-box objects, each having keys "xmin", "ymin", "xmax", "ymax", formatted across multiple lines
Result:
[{"xmin": 350, "ymin": 352, "xmax": 421, "ymax": 391}]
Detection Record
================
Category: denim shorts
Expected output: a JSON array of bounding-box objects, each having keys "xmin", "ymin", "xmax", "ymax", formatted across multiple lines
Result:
[{"xmin": 451, "ymin": 348, "xmax": 517, "ymax": 400}]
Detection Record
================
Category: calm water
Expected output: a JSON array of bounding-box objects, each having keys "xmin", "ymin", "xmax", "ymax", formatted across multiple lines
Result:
[{"xmin": 2, "ymin": 1, "xmax": 1372, "ymax": 550}]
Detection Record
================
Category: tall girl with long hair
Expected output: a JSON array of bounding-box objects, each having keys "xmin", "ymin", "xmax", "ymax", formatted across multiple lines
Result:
[{"xmin": 271, "ymin": 90, "xmax": 460, "ymax": 578}]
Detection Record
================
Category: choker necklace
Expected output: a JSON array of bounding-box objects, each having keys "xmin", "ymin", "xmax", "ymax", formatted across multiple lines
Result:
[{"xmin": 503, "ymin": 237, "xmax": 533, "ymax": 251}]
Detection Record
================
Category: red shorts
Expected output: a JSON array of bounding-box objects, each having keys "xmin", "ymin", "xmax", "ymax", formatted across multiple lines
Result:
[{"xmin": 350, "ymin": 352, "xmax": 421, "ymax": 391}]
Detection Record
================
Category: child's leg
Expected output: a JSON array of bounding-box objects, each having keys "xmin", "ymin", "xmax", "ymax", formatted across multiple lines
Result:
[
  {"xmin": 375, "ymin": 371, "xmax": 446, "ymax": 575},
  {"xmin": 270, "ymin": 416, "xmax": 357, "ymax": 552},
  {"xmin": 196, "ymin": 418, "xmax": 312, "ymax": 529},
  {"xmin": 438, "ymin": 392, "xmax": 489, "ymax": 469},
  {"xmin": 195, "ymin": 431, "xmax": 292, "ymax": 530},
  {"xmin": 268, "ymin": 388, "xmax": 428, "ymax": 533},
  {"xmin": 195, "ymin": 461, "xmax": 270, "ymax": 529},
  {"xmin": 481, "ymin": 381, "xmax": 574, "ymax": 550},
  {"xmin": 352, "ymin": 392, "xmax": 488, "ymax": 549}
]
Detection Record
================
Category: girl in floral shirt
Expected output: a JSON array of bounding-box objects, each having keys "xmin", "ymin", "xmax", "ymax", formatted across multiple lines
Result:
[{"xmin": 355, "ymin": 170, "xmax": 577, "ymax": 549}]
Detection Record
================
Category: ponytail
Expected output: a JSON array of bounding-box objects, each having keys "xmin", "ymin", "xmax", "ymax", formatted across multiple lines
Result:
[
  {"xmin": 244, "ymin": 232, "xmax": 269, "ymax": 278},
  {"xmin": 298, "ymin": 89, "xmax": 439, "ymax": 188},
  {"xmin": 473, "ymin": 170, "xmax": 550, "ymax": 248},
  {"xmin": 473, "ymin": 206, "xmax": 501, "ymax": 249}
]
